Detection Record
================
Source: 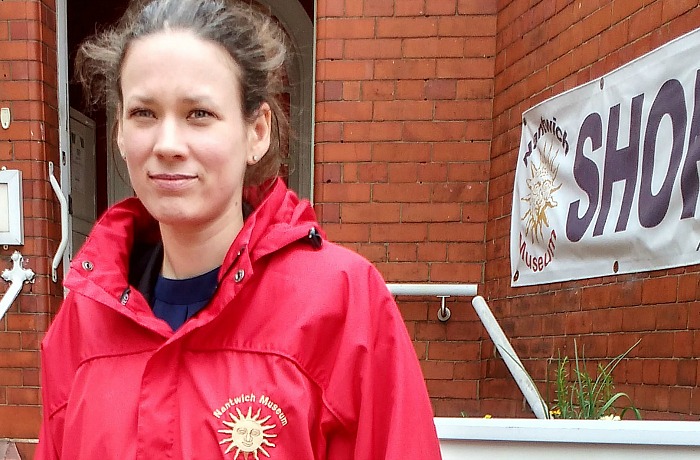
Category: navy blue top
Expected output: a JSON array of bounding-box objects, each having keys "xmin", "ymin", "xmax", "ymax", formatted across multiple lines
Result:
[{"xmin": 152, "ymin": 267, "xmax": 220, "ymax": 331}]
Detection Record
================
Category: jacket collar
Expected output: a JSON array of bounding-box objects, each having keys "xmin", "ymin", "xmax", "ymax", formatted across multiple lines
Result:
[{"xmin": 64, "ymin": 178, "xmax": 323, "ymax": 318}]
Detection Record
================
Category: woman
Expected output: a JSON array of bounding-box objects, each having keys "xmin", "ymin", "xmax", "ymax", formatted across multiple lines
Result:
[{"xmin": 37, "ymin": 0, "xmax": 442, "ymax": 458}]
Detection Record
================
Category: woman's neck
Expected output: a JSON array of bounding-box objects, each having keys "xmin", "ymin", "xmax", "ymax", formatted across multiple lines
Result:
[{"xmin": 158, "ymin": 213, "xmax": 244, "ymax": 280}]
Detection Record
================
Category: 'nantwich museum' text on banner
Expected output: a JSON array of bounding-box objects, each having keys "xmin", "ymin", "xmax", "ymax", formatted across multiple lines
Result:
[{"xmin": 511, "ymin": 27, "xmax": 700, "ymax": 287}]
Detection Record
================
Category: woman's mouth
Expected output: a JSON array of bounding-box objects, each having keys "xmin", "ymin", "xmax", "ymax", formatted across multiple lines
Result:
[{"xmin": 148, "ymin": 173, "xmax": 197, "ymax": 190}]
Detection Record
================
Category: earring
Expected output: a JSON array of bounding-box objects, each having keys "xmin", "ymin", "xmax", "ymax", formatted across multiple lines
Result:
[{"xmin": 252, "ymin": 155, "xmax": 259, "ymax": 162}]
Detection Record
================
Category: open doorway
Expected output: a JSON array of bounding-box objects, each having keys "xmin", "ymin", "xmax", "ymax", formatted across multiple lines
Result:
[{"xmin": 58, "ymin": 0, "xmax": 315, "ymax": 267}]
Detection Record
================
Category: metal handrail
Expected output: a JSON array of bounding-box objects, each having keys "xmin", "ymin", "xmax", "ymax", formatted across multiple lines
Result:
[
  {"xmin": 387, "ymin": 283, "xmax": 478, "ymax": 322},
  {"xmin": 48, "ymin": 161, "xmax": 69, "ymax": 282},
  {"xmin": 386, "ymin": 283, "xmax": 548, "ymax": 419}
]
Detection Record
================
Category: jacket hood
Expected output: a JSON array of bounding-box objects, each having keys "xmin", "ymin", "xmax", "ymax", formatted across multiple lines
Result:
[{"xmin": 64, "ymin": 178, "xmax": 322, "ymax": 309}]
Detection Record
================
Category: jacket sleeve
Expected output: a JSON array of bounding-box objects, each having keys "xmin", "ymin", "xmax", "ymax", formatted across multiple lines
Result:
[
  {"xmin": 323, "ymin": 263, "xmax": 442, "ymax": 459},
  {"xmin": 36, "ymin": 292, "xmax": 78, "ymax": 460},
  {"xmin": 36, "ymin": 339, "xmax": 61, "ymax": 459}
]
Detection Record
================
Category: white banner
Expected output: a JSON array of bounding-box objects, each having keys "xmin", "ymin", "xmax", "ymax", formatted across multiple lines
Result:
[{"xmin": 511, "ymin": 27, "xmax": 700, "ymax": 286}]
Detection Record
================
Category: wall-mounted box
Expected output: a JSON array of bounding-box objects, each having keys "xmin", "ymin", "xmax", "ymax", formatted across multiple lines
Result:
[{"xmin": 0, "ymin": 169, "xmax": 23, "ymax": 245}]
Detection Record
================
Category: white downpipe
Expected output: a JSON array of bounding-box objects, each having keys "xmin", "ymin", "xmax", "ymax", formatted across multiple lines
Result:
[
  {"xmin": 472, "ymin": 295, "xmax": 549, "ymax": 419},
  {"xmin": 0, "ymin": 251, "xmax": 35, "ymax": 320}
]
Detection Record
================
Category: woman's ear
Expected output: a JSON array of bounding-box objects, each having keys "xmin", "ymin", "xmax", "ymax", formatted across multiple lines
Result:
[
  {"xmin": 116, "ymin": 105, "xmax": 126, "ymax": 160},
  {"xmin": 247, "ymin": 103, "xmax": 272, "ymax": 165}
]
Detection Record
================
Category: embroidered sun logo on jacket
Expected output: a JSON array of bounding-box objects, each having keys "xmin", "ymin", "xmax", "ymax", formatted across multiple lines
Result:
[{"xmin": 219, "ymin": 406, "xmax": 277, "ymax": 459}]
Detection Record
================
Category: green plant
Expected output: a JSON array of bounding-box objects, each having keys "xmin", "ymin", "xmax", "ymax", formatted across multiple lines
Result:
[{"xmin": 548, "ymin": 339, "xmax": 642, "ymax": 420}]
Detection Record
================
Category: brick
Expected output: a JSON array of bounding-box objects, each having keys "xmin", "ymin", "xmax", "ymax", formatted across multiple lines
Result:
[
  {"xmin": 341, "ymin": 203, "xmax": 400, "ymax": 223},
  {"xmin": 403, "ymin": 121, "xmax": 466, "ymax": 141},
  {"xmin": 431, "ymin": 262, "xmax": 482, "ymax": 283},
  {"xmin": 641, "ymin": 277, "xmax": 678, "ymax": 304},
  {"xmin": 317, "ymin": 18, "xmax": 375, "ymax": 39},
  {"xmin": 315, "ymin": 143, "xmax": 372, "ymax": 162},
  {"xmin": 396, "ymin": 80, "xmax": 426, "ymax": 99},
  {"xmin": 316, "ymin": 81, "xmax": 343, "ymax": 101},
  {"xmin": 0, "ymin": 406, "xmax": 40, "ymax": 438},
  {"xmin": 355, "ymin": 243, "xmax": 386, "ymax": 263},
  {"xmin": 323, "ymin": 224, "xmax": 370, "ymax": 242},
  {"xmin": 0, "ymin": 369, "xmax": 22, "ymax": 386},
  {"xmin": 0, "ymin": 2, "xmax": 28, "ymax": 20},
  {"xmin": 628, "ymin": 2, "xmax": 663, "ymax": 42},
  {"xmin": 7, "ymin": 387, "xmax": 40, "ymax": 405},
  {"xmin": 457, "ymin": 78, "xmax": 494, "ymax": 99},
  {"xmin": 344, "ymin": 0, "xmax": 363, "ymax": 16},
  {"xmin": 432, "ymin": 182, "xmax": 487, "ymax": 202},
  {"xmin": 376, "ymin": 17, "xmax": 438, "ymax": 38},
  {"xmin": 341, "ymin": 80, "xmax": 360, "ymax": 100},
  {"xmin": 458, "ymin": 0, "xmax": 498, "ymax": 15},
  {"xmin": 385, "ymin": 162, "xmax": 419, "ymax": 183},
  {"xmin": 401, "ymin": 203, "xmax": 461, "ymax": 222},
  {"xmin": 373, "ymin": 183, "xmax": 431, "ymax": 202},
  {"xmin": 0, "ymin": 332, "xmax": 21, "ymax": 349},
  {"xmin": 387, "ymin": 243, "xmax": 417, "ymax": 262},
  {"xmin": 375, "ymin": 261, "xmax": 429, "ymax": 282},
  {"xmin": 344, "ymin": 38, "xmax": 402, "ymax": 59},
  {"xmin": 363, "ymin": 0, "xmax": 394, "ymax": 17},
  {"xmin": 374, "ymin": 59, "xmax": 436, "ymax": 80},
  {"xmin": 425, "ymin": 0, "xmax": 457, "ymax": 16},
  {"xmin": 373, "ymin": 142, "xmax": 431, "ymax": 162},
  {"xmin": 370, "ymin": 223, "xmax": 428, "ymax": 243},
  {"xmin": 316, "ymin": 60, "xmax": 374, "ymax": 80},
  {"xmin": 417, "ymin": 242, "xmax": 448, "ymax": 263},
  {"xmin": 315, "ymin": 39, "xmax": 344, "ymax": 60},
  {"xmin": 428, "ymin": 341, "xmax": 480, "ymax": 361},
  {"xmin": 373, "ymin": 100, "xmax": 434, "ymax": 121},
  {"xmin": 435, "ymin": 100, "xmax": 494, "ymax": 120},
  {"xmin": 447, "ymin": 243, "xmax": 487, "ymax": 262},
  {"xmin": 437, "ymin": 58, "xmax": 494, "ymax": 78},
  {"xmin": 438, "ymin": 16, "xmax": 497, "ymax": 37},
  {"xmin": 428, "ymin": 222, "xmax": 484, "ymax": 242},
  {"xmin": 417, "ymin": 163, "xmax": 448, "ymax": 182},
  {"xmin": 344, "ymin": 122, "xmax": 402, "ymax": 141},
  {"xmin": 421, "ymin": 360, "xmax": 455, "ymax": 380},
  {"xmin": 318, "ymin": 183, "xmax": 370, "ymax": 202},
  {"xmin": 356, "ymin": 163, "xmax": 388, "ymax": 182},
  {"xmin": 317, "ymin": 0, "xmax": 345, "ymax": 17},
  {"xmin": 361, "ymin": 80, "xmax": 395, "ymax": 100},
  {"xmin": 662, "ymin": 0, "xmax": 697, "ymax": 22},
  {"xmin": 404, "ymin": 38, "xmax": 465, "ymax": 58},
  {"xmin": 425, "ymin": 79, "xmax": 457, "ymax": 99},
  {"xmin": 316, "ymin": 101, "xmax": 372, "ymax": 122},
  {"xmin": 315, "ymin": 123, "xmax": 342, "ymax": 142},
  {"xmin": 0, "ymin": 350, "xmax": 38, "ymax": 367}
]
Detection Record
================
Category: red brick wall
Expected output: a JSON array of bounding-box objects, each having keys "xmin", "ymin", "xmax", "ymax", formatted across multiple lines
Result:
[
  {"xmin": 0, "ymin": 0, "xmax": 63, "ymax": 457},
  {"xmin": 314, "ymin": 0, "xmax": 496, "ymax": 417},
  {"xmin": 486, "ymin": 0, "xmax": 700, "ymax": 419}
]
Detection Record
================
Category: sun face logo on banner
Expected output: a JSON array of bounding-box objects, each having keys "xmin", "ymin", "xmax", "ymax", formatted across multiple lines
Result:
[{"xmin": 521, "ymin": 141, "xmax": 562, "ymax": 244}]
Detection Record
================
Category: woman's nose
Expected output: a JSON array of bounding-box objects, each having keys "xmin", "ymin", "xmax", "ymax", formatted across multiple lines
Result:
[{"xmin": 153, "ymin": 117, "xmax": 187, "ymax": 157}]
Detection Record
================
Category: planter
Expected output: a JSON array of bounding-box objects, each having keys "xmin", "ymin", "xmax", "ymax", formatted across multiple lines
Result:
[{"xmin": 435, "ymin": 417, "xmax": 700, "ymax": 459}]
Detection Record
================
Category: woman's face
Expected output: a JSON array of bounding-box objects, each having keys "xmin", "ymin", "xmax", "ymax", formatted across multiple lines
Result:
[{"xmin": 117, "ymin": 30, "xmax": 271, "ymax": 232}]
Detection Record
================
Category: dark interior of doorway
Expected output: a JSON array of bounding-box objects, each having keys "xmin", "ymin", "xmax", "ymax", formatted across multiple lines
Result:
[{"xmin": 67, "ymin": 0, "xmax": 314, "ymax": 216}]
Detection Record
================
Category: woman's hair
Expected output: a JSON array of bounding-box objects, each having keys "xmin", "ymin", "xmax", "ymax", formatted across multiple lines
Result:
[{"xmin": 75, "ymin": 0, "xmax": 289, "ymax": 186}]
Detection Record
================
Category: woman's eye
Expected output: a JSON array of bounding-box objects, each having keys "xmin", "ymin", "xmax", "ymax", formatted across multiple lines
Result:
[
  {"xmin": 130, "ymin": 109, "xmax": 154, "ymax": 118},
  {"xmin": 190, "ymin": 109, "xmax": 212, "ymax": 119}
]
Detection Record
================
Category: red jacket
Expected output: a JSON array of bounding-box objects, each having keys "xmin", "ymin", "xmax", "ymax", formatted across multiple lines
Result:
[{"xmin": 37, "ymin": 179, "xmax": 442, "ymax": 459}]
